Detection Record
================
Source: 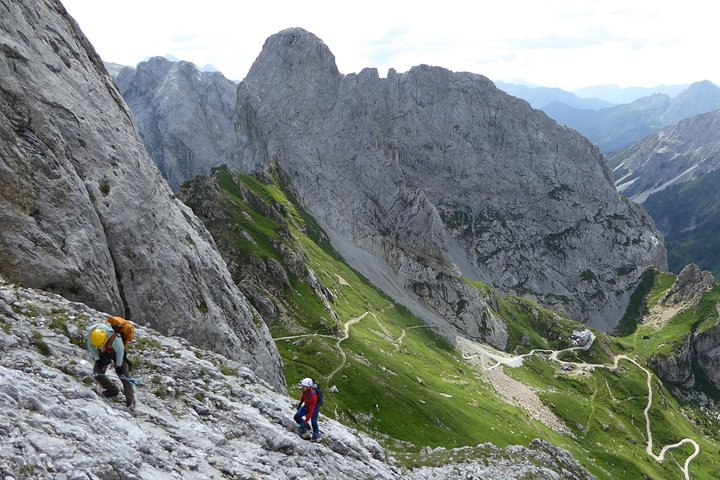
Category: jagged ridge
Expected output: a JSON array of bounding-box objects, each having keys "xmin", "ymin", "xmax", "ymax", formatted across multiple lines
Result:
[{"xmin": 232, "ymin": 27, "xmax": 666, "ymax": 334}]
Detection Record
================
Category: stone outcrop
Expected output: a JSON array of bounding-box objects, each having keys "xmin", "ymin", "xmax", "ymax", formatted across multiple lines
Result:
[
  {"xmin": 652, "ymin": 324, "xmax": 720, "ymax": 396},
  {"xmin": 113, "ymin": 57, "xmax": 240, "ymax": 191},
  {"xmin": 0, "ymin": 0, "xmax": 284, "ymax": 390},
  {"xmin": 651, "ymin": 265, "xmax": 720, "ymax": 394},
  {"xmin": 692, "ymin": 326, "xmax": 720, "ymax": 393},
  {"xmin": 650, "ymin": 335, "xmax": 695, "ymax": 387},
  {"xmin": 660, "ymin": 263, "xmax": 715, "ymax": 306},
  {"xmin": 231, "ymin": 28, "xmax": 666, "ymax": 334},
  {"xmin": 0, "ymin": 278, "xmax": 594, "ymax": 480}
]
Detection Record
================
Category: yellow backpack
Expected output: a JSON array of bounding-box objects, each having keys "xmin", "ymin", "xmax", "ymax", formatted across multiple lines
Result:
[{"xmin": 106, "ymin": 316, "xmax": 135, "ymax": 347}]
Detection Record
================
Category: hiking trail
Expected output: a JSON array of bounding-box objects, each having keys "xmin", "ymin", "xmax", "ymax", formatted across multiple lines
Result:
[{"xmin": 276, "ymin": 312, "xmax": 700, "ymax": 478}]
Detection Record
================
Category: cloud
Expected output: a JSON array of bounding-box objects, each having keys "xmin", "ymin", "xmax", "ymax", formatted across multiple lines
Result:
[
  {"xmin": 505, "ymin": 27, "xmax": 625, "ymax": 50},
  {"xmin": 171, "ymin": 32, "xmax": 199, "ymax": 44}
]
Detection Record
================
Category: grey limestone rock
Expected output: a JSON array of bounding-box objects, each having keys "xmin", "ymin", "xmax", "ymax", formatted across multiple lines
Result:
[
  {"xmin": 0, "ymin": 0, "xmax": 284, "ymax": 390},
  {"xmin": 652, "ymin": 325, "xmax": 720, "ymax": 394},
  {"xmin": 404, "ymin": 439, "xmax": 595, "ymax": 480},
  {"xmin": 650, "ymin": 334, "xmax": 695, "ymax": 387},
  {"xmin": 113, "ymin": 57, "xmax": 240, "ymax": 191},
  {"xmin": 693, "ymin": 327, "xmax": 720, "ymax": 392}
]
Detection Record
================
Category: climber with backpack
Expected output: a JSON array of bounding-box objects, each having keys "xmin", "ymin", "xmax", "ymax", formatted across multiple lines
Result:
[
  {"xmin": 86, "ymin": 316, "xmax": 136, "ymax": 411},
  {"xmin": 294, "ymin": 377, "xmax": 323, "ymax": 442}
]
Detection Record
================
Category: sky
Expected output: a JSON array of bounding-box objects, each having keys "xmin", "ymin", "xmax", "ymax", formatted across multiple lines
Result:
[{"xmin": 61, "ymin": 0, "xmax": 718, "ymax": 91}]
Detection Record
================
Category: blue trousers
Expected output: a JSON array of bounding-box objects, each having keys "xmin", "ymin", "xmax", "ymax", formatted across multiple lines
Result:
[{"xmin": 294, "ymin": 405, "xmax": 320, "ymax": 439}]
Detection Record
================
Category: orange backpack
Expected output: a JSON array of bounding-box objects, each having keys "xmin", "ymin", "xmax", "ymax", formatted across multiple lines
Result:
[{"xmin": 106, "ymin": 316, "xmax": 135, "ymax": 347}]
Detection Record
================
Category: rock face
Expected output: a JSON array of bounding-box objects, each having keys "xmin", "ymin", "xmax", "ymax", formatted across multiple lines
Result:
[
  {"xmin": 652, "ymin": 323, "xmax": 720, "ymax": 395},
  {"xmin": 0, "ymin": 278, "xmax": 594, "ymax": 480},
  {"xmin": 613, "ymin": 110, "xmax": 720, "ymax": 203},
  {"xmin": 231, "ymin": 28, "xmax": 666, "ymax": 333},
  {"xmin": 113, "ymin": 57, "xmax": 240, "ymax": 191},
  {"xmin": 0, "ymin": 0, "xmax": 284, "ymax": 390},
  {"xmin": 692, "ymin": 325, "xmax": 720, "ymax": 393}
]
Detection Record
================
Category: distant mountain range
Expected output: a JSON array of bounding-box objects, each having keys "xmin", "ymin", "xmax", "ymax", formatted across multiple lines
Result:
[
  {"xmin": 502, "ymin": 80, "xmax": 720, "ymax": 153},
  {"xmin": 495, "ymin": 81, "xmax": 691, "ymax": 109},
  {"xmin": 494, "ymin": 81, "xmax": 614, "ymax": 110},
  {"xmin": 572, "ymin": 84, "xmax": 689, "ymax": 104},
  {"xmin": 611, "ymin": 110, "xmax": 720, "ymax": 202}
]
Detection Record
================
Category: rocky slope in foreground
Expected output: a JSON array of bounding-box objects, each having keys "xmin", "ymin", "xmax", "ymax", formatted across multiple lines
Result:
[{"xmin": 0, "ymin": 278, "xmax": 594, "ymax": 480}]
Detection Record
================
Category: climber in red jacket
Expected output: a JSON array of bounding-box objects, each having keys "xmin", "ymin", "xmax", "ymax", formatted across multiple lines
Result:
[{"xmin": 294, "ymin": 377, "xmax": 321, "ymax": 442}]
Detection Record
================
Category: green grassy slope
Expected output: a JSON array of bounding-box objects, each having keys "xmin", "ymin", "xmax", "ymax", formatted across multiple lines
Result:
[{"xmin": 182, "ymin": 166, "xmax": 720, "ymax": 479}]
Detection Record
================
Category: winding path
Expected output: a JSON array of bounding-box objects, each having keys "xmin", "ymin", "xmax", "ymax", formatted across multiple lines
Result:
[
  {"xmin": 276, "ymin": 314, "xmax": 433, "ymax": 381},
  {"xmin": 326, "ymin": 312, "xmax": 371, "ymax": 383},
  {"xmin": 462, "ymin": 339, "xmax": 700, "ymax": 480},
  {"xmin": 274, "ymin": 332, "xmax": 338, "ymax": 342},
  {"xmin": 275, "ymin": 313, "xmax": 371, "ymax": 418}
]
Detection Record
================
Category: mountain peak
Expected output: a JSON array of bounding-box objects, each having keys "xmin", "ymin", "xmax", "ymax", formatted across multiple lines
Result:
[
  {"xmin": 251, "ymin": 27, "xmax": 339, "ymax": 78},
  {"xmin": 682, "ymin": 79, "xmax": 720, "ymax": 94}
]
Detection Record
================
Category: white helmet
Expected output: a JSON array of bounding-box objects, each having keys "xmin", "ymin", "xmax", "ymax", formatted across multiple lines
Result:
[{"xmin": 300, "ymin": 377, "xmax": 313, "ymax": 387}]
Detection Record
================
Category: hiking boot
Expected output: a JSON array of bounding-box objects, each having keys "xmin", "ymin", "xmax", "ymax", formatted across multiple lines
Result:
[
  {"xmin": 310, "ymin": 437, "xmax": 320, "ymax": 443},
  {"xmin": 102, "ymin": 388, "xmax": 120, "ymax": 398},
  {"xmin": 127, "ymin": 400, "xmax": 136, "ymax": 412}
]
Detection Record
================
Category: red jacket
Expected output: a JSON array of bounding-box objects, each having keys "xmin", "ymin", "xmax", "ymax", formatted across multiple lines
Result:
[{"xmin": 299, "ymin": 388, "xmax": 319, "ymax": 423}]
